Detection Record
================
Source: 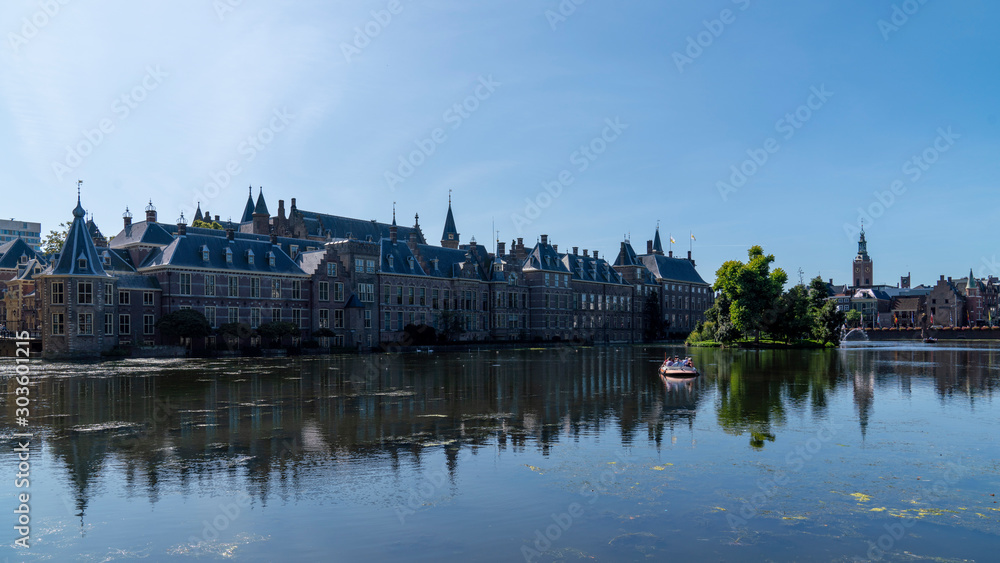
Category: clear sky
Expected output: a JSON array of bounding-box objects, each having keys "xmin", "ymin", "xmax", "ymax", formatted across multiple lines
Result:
[{"xmin": 2, "ymin": 0, "xmax": 998, "ymax": 287}]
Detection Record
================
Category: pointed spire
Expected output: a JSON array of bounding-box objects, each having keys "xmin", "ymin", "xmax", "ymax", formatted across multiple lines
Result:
[
  {"xmin": 652, "ymin": 222, "xmax": 663, "ymax": 254},
  {"xmin": 441, "ymin": 192, "xmax": 459, "ymax": 248},
  {"xmin": 240, "ymin": 186, "xmax": 256, "ymax": 223},
  {"xmin": 967, "ymin": 268, "xmax": 976, "ymax": 290},
  {"xmin": 253, "ymin": 186, "xmax": 269, "ymax": 215},
  {"xmin": 392, "ymin": 202, "xmax": 397, "ymax": 226},
  {"xmin": 73, "ymin": 180, "xmax": 85, "ymax": 218},
  {"xmin": 194, "ymin": 202, "xmax": 204, "ymax": 222}
]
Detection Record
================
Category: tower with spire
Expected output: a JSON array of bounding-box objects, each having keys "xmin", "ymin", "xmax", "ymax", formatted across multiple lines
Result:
[
  {"xmin": 852, "ymin": 222, "xmax": 873, "ymax": 289},
  {"xmin": 441, "ymin": 191, "xmax": 460, "ymax": 249},
  {"xmin": 251, "ymin": 187, "xmax": 270, "ymax": 235},
  {"xmin": 240, "ymin": 186, "xmax": 256, "ymax": 224},
  {"xmin": 40, "ymin": 183, "xmax": 117, "ymax": 358}
]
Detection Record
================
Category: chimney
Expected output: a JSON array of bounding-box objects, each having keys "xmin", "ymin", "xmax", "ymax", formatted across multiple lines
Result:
[
  {"xmin": 552, "ymin": 244, "xmax": 558, "ymax": 252},
  {"xmin": 669, "ymin": 250, "xmax": 673, "ymax": 258},
  {"xmin": 123, "ymin": 207, "xmax": 133, "ymax": 229},
  {"xmin": 573, "ymin": 246, "xmax": 578, "ymax": 255},
  {"xmin": 947, "ymin": 276, "xmax": 952, "ymax": 283},
  {"xmin": 214, "ymin": 215, "xmax": 220, "ymax": 222},
  {"xmin": 226, "ymin": 225, "xmax": 235, "ymax": 241},
  {"xmin": 829, "ymin": 278, "xmax": 833, "ymax": 285},
  {"xmin": 389, "ymin": 222, "xmax": 397, "ymax": 244},
  {"xmin": 177, "ymin": 216, "xmax": 187, "ymax": 236},
  {"xmin": 278, "ymin": 199, "xmax": 286, "ymax": 220},
  {"xmin": 516, "ymin": 238, "xmax": 526, "ymax": 260},
  {"xmin": 145, "ymin": 200, "xmax": 157, "ymax": 223},
  {"xmin": 540, "ymin": 234, "xmax": 548, "ymax": 245},
  {"xmin": 290, "ymin": 198, "xmax": 297, "ymax": 210},
  {"xmin": 270, "ymin": 231, "xmax": 278, "ymax": 245},
  {"xmin": 687, "ymin": 250, "xmax": 692, "ymax": 260},
  {"xmin": 593, "ymin": 250, "xmax": 599, "ymax": 260},
  {"xmin": 498, "ymin": 241, "xmax": 506, "ymax": 256},
  {"xmin": 646, "ymin": 240, "xmax": 653, "ymax": 254},
  {"xmin": 408, "ymin": 231, "xmax": 417, "ymax": 253},
  {"xmin": 583, "ymin": 249, "xmax": 589, "ymax": 257}
]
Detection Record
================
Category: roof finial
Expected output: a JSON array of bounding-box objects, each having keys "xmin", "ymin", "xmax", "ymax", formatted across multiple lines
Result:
[
  {"xmin": 448, "ymin": 189, "xmax": 452, "ymax": 206},
  {"xmin": 77, "ymin": 179, "xmax": 82, "ymax": 202}
]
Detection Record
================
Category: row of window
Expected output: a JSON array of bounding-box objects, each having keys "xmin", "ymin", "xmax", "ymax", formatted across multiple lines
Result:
[
  {"xmin": 49, "ymin": 281, "xmax": 155, "ymax": 306},
  {"xmin": 50, "ymin": 312, "xmax": 154, "ymax": 336},
  {"xmin": 177, "ymin": 273, "xmax": 303, "ymax": 299},
  {"xmin": 316, "ymin": 282, "xmax": 375, "ymax": 302}
]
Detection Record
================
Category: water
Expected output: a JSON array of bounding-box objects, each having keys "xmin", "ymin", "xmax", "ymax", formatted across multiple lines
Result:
[{"xmin": 2, "ymin": 344, "xmax": 998, "ymax": 561}]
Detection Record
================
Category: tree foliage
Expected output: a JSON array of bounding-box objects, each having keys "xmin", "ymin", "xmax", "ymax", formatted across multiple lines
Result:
[
  {"xmin": 42, "ymin": 222, "xmax": 70, "ymax": 257},
  {"xmin": 713, "ymin": 246, "xmax": 787, "ymax": 343},
  {"xmin": 156, "ymin": 309, "xmax": 212, "ymax": 341},
  {"xmin": 192, "ymin": 219, "xmax": 223, "ymax": 230},
  {"xmin": 845, "ymin": 310, "xmax": 862, "ymax": 328},
  {"xmin": 813, "ymin": 300, "xmax": 846, "ymax": 345},
  {"xmin": 257, "ymin": 321, "xmax": 300, "ymax": 345}
]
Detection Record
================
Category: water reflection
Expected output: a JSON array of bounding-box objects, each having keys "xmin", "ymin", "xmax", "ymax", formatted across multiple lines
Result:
[{"xmin": 3, "ymin": 343, "xmax": 999, "ymax": 549}]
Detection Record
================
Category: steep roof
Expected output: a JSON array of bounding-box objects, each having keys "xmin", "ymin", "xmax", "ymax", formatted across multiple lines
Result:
[
  {"xmin": 652, "ymin": 228, "xmax": 664, "ymax": 254},
  {"xmin": 294, "ymin": 208, "xmax": 424, "ymax": 244},
  {"xmin": 415, "ymin": 244, "xmax": 484, "ymax": 279},
  {"xmin": 15, "ymin": 258, "xmax": 46, "ymax": 281},
  {"xmin": 381, "ymin": 239, "xmax": 427, "ymax": 276},
  {"xmin": 254, "ymin": 188, "xmax": 269, "ymax": 215},
  {"xmin": 48, "ymin": 198, "xmax": 111, "ymax": 277},
  {"xmin": 441, "ymin": 201, "xmax": 459, "ymax": 243},
  {"xmin": 109, "ymin": 221, "xmax": 175, "ymax": 248},
  {"xmin": 295, "ymin": 249, "xmax": 327, "ymax": 276},
  {"xmin": 522, "ymin": 241, "xmax": 570, "ymax": 273},
  {"xmin": 240, "ymin": 187, "xmax": 256, "ymax": 223},
  {"xmin": 116, "ymin": 274, "xmax": 161, "ymax": 290},
  {"xmin": 638, "ymin": 254, "xmax": 707, "ymax": 285},
  {"xmin": 562, "ymin": 251, "xmax": 627, "ymax": 285},
  {"xmin": 0, "ymin": 238, "xmax": 39, "ymax": 270},
  {"xmin": 139, "ymin": 232, "xmax": 305, "ymax": 276},
  {"xmin": 613, "ymin": 240, "xmax": 639, "ymax": 267}
]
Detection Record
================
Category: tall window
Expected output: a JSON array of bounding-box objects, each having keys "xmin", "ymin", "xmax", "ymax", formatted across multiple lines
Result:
[
  {"xmin": 205, "ymin": 275, "xmax": 215, "ymax": 296},
  {"xmin": 51, "ymin": 282, "xmax": 64, "ymax": 305},
  {"xmin": 104, "ymin": 313, "xmax": 114, "ymax": 335},
  {"xmin": 366, "ymin": 259, "xmax": 375, "ymax": 273},
  {"xmin": 143, "ymin": 291, "xmax": 154, "ymax": 306},
  {"xmin": 384, "ymin": 285, "xmax": 391, "ymax": 304},
  {"xmin": 292, "ymin": 309, "xmax": 303, "ymax": 328},
  {"xmin": 327, "ymin": 262, "xmax": 337, "ymax": 276},
  {"xmin": 119, "ymin": 314, "xmax": 130, "ymax": 335},
  {"xmin": 359, "ymin": 283, "xmax": 374, "ymax": 302},
  {"xmin": 204, "ymin": 307, "xmax": 216, "ymax": 328},
  {"xmin": 408, "ymin": 287, "xmax": 414, "ymax": 305},
  {"xmin": 51, "ymin": 313, "xmax": 65, "ymax": 335},
  {"xmin": 355, "ymin": 258, "xmax": 364, "ymax": 272},
  {"xmin": 78, "ymin": 313, "xmax": 93, "ymax": 335},
  {"xmin": 432, "ymin": 289, "xmax": 439, "ymax": 309},
  {"xmin": 228, "ymin": 276, "xmax": 239, "ymax": 297},
  {"xmin": 319, "ymin": 281, "xmax": 330, "ymax": 301},
  {"xmin": 78, "ymin": 281, "xmax": 93, "ymax": 304},
  {"xmin": 272, "ymin": 308, "xmax": 281, "ymax": 323},
  {"xmin": 334, "ymin": 309, "xmax": 344, "ymax": 328},
  {"xmin": 143, "ymin": 314, "xmax": 155, "ymax": 335},
  {"xmin": 396, "ymin": 286, "xmax": 403, "ymax": 305},
  {"xmin": 364, "ymin": 310, "xmax": 372, "ymax": 329},
  {"xmin": 291, "ymin": 280, "xmax": 302, "ymax": 299},
  {"xmin": 250, "ymin": 308, "xmax": 261, "ymax": 328},
  {"xmin": 420, "ymin": 288, "xmax": 426, "ymax": 306},
  {"xmin": 319, "ymin": 309, "xmax": 330, "ymax": 328},
  {"xmin": 271, "ymin": 279, "xmax": 281, "ymax": 298},
  {"xmin": 105, "ymin": 283, "xmax": 113, "ymax": 304},
  {"xmin": 228, "ymin": 307, "xmax": 239, "ymax": 324},
  {"xmin": 250, "ymin": 277, "xmax": 260, "ymax": 298},
  {"xmin": 335, "ymin": 282, "xmax": 344, "ymax": 302},
  {"xmin": 119, "ymin": 290, "xmax": 131, "ymax": 305},
  {"xmin": 179, "ymin": 273, "xmax": 191, "ymax": 295}
]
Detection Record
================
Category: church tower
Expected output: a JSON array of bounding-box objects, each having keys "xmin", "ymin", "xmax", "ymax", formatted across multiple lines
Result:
[
  {"xmin": 441, "ymin": 192, "xmax": 459, "ymax": 249},
  {"xmin": 852, "ymin": 223, "xmax": 873, "ymax": 288}
]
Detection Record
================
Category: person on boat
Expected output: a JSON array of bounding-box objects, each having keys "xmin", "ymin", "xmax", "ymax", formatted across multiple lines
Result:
[
  {"xmin": 684, "ymin": 358, "xmax": 694, "ymax": 368},
  {"xmin": 664, "ymin": 357, "xmax": 675, "ymax": 367}
]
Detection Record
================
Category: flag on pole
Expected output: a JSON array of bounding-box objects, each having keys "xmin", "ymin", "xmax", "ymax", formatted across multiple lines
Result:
[
  {"xmin": 670, "ymin": 236, "xmax": 676, "ymax": 244},
  {"xmin": 691, "ymin": 233, "xmax": 696, "ymax": 241}
]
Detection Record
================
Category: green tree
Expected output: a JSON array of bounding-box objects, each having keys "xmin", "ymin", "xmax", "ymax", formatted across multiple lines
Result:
[
  {"xmin": 438, "ymin": 310, "xmax": 465, "ymax": 342},
  {"xmin": 845, "ymin": 309, "xmax": 862, "ymax": 328},
  {"xmin": 813, "ymin": 300, "xmax": 846, "ymax": 345},
  {"xmin": 257, "ymin": 321, "xmax": 300, "ymax": 346},
  {"xmin": 42, "ymin": 222, "xmax": 70, "ymax": 257},
  {"xmin": 713, "ymin": 246, "xmax": 787, "ymax": 343},
  {"xmin": 808, "ymin": 276, "xmax": 830, "ymax": 312},
  {"xmin": 156, "ymin": 310, "xmax": 212, "ymax": 342},
  {"xmin": 642, "ymin": 291, "xmax": 666, "ymax": 341},
  {"xmin": 191, "ymin": 219, "xmax": 223, "ymax": 230},
  {"xmin": 764, "ymin": 284, "xmax": 811, "ymax": 342}
]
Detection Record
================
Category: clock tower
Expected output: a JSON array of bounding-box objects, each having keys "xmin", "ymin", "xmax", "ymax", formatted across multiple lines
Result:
[{"xmin": 852, "ymin": 223, "xmax": 873, "ymax": 288}]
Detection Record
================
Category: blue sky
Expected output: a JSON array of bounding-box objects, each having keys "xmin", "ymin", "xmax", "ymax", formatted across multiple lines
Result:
[{"xmin": 2, "ymin": 0, "xmax": 998, "ymax": 287}]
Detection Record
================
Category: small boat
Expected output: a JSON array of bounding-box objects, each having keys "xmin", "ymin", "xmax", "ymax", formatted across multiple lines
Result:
[
  {"xmin": 923, "ymin": 337, "xmax": 937, "ymax": 344},
  {"xmin": 658, "ymin": 362, "xmax": 699, "ymax": 378}
]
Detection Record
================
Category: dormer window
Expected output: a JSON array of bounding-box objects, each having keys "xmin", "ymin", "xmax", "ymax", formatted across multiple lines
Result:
[
  {"xmin": 407, "ymin": 256, "xmax": 414, "ymax": 271},
  {"xmin": 431, "ymin": 258, "xmax": 439, "ymax": 270},
  {"xmin": 290, "ymin": 245, "xmax": 299, "ymax": 259},
  {"xmin": 102, "ymin": 252, "xmax": 111, "ymax": 266},
  {"xmin": 268, "ymin": 251, "xmax": 275, "ymax": 267},
  {"xmin": 201, "ymin": 245, "xmax": 210, "ymax": 262},
  {"xmin": 19, "ymin": 255, "xmax": 28, "ymax": 265},
  {"xmin": 388, "ymin": 255, "xmax": 394, "ymax": 268},
  {"xmin": 225, "ymin": 248, "xmax": 233, "ymax": 264},
  {"xmin": 246, "ymin": 249, "xmax": 255, "ymax": 265},
  {"xmin": 78, "ymin": 257, "xmax": 87, "ymax": 270}
]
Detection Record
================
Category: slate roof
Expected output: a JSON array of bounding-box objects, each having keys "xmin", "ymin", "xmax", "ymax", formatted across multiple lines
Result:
[
  {"xmin": 613, "ymin": 241, "xmax": 640, "ymax": 267},
  {"xmin": 0, "ymin": 238, "xmax": 39, "ymax": 270},
  {"xmin": 14, "ymin": 258, "xmax": 46, "ymax": 281},
  {"xmin": 637, "ymin": 254, "xmax": 708, "ymax": 285},
  {"xmin": 98, "ymin": 248, "xmax": 136, "ymax": 273},
  {"xmin": 562, "ymin": 252, "xmax": 627, "ymax": 285},
  {"xmin": 117, "ymin": 274, "xmax": 161, "ymax": 290},
  {"xmin": 48, "ymin": 198, "xmax": 112, "ymax": 277},
  {"xmin": 441, "ymin": 202, "xmax": 458, "ymax": 243},
  {"xmin": 522, "ymin": 241, "xmax": 570, "ymax": 274},
  {"xmin": 652, "ymin": 228, "xmax": 664, "ymax": 254},
  {"xmin": 109, "ymin": 221, "xmax": 176, "ymax": 248},
  {"xmin": 139, "ymin": 232, "xmax": 305, "ymax": 276},
  {"xmin": 254, "ymin": 189, "xmax": 269, "ymax": 215},
  {"xmin": 415, "ymin": 244, "xmax": 481, "ymax": 279},
  {"xmin": 382, "ymin": 239, "xmax": 427, "ymax": 276},
  {"xmin": 86, "ymin": 217, "xmax": 105, "ymax": 242},
  {"xmin": 295, "ymin": 208, "xmax": 424, "ymax": 244},
  {"xmin": 240, "ymin": 187, "xmax": 256, "ymax": 223},
  {"xmin": 193, "ymin": 203, "xmax": 204, "ymax": 223}
]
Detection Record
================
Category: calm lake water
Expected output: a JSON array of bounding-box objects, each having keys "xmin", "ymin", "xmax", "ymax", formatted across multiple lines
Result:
[{"xmin": 2, "ymin": 343, "xmax": 999, "ymax": 562}]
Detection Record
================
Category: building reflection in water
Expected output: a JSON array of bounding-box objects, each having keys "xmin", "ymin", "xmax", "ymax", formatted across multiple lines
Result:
[{"xmin": 9, "ymin": 344, "xmax": 997, "ymax": 528}]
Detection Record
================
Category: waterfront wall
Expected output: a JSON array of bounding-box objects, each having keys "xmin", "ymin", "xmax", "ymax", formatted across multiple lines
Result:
[{"xmin": 863, "ymin": 327, "xmax": 1000, "ymax": 341}]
